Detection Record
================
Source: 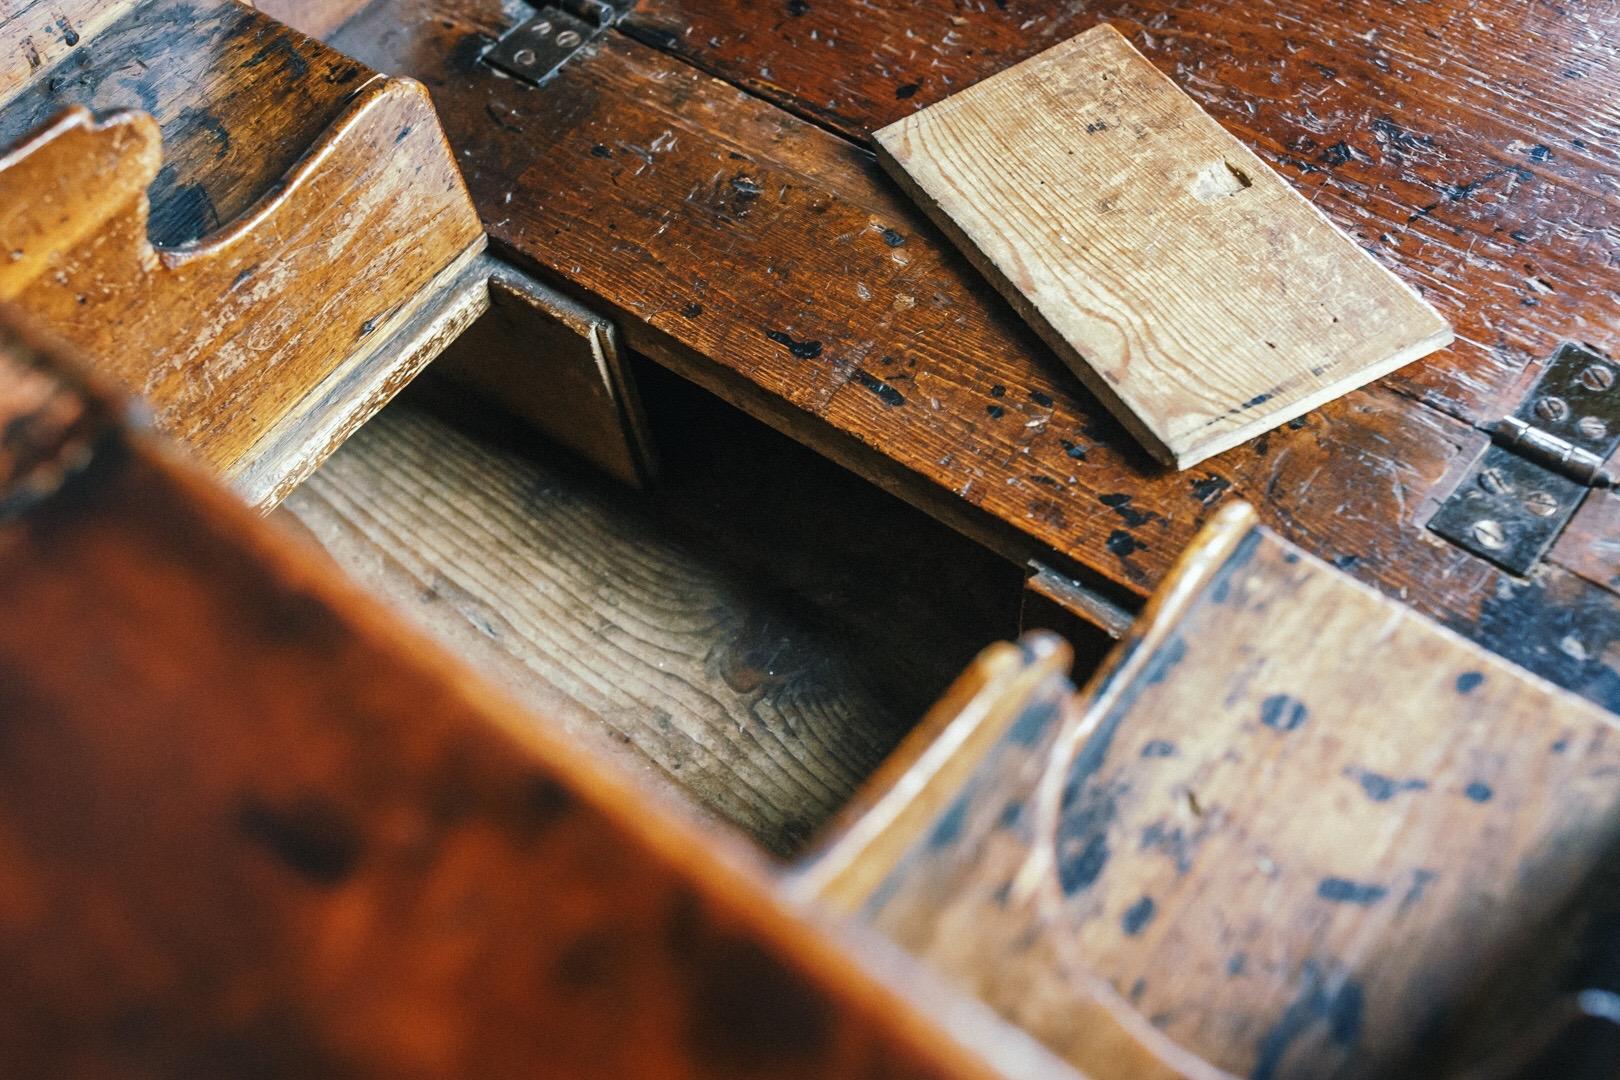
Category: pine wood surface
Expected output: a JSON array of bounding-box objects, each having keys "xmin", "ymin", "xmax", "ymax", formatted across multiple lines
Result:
[
  {"xmin": 281, "ymin": 376, "xmax": 1023, "ymax": 856},
  {"xmin": 799, "ymin": 502, "xmax": 1620, "ymax": 1079},
  {"xmin": 0, "ymin": 311, "xmax": 1070, "ymax": 1080},
  {"xmin": 874, "ymin": 24, "xmax": 1451, "ymax": 468},
  {"xmin": 278, "ymin": 0, "xmax": 1620, "ymax": 711}
]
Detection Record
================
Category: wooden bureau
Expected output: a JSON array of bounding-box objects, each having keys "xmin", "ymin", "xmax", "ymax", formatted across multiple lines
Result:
[{"xmin": 3, "ymin": 1, "xmax": 1619, "ymax": 1076}]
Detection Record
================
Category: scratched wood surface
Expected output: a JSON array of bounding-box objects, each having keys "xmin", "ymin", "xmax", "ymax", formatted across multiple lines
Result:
[
  {"xmin": 793, "ymin": 633, "xmax": 1231, "ymax": 1080},
  {"xmin": 798, "ymin": 501, "xmax": 1620, "ymax": 1079},
  {"xmin": 874, "ymin": 24, "xmax": 1451, "ymax": 468},
  {"xmin": 620, "ymin": 0, "xmax": 1620, "ymax": 576},
  {"xmin": 281, "ymin": 369, "xmax": 1023, "ymax": 856},
  {"xmin": 0, "ymin": 0, "xmax": 371, "ymax": 247},
  {"xmin": 0, "ymin": 0, "xmax": 134, "ymax": 103},
  {"xmin": 275, "ymin": 0, "xmax": 1620, "ymax": 710},
  {"xmin": 0, "ymin": 106, "xmax": 158, "ymax": 300},
  {"xmin": 0, "ymin": 313, "xmax": 1072, "ymax": 1080},
  {"xmin": 0, "ymin": 0, "xmax": 485, "ymax": 500}
]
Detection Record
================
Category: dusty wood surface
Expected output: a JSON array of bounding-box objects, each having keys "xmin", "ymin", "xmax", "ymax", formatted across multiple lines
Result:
[
  {"xmin": 0, "ymin": 311, "xmax": 1072, "ymax": 1080},
  {"xmin": 875, "ymin": 24, "xmax": 1450, "ymax": 469},
  {"xmin": 800, "ymin": 501, "xmax": 1620, "ymax": 1079},
  {"xmin": 282, "ymin": 373, "xmax": 1023, "ymax": 856},
  {"xmin": 284, "ymin": 0, "xmax": 1620, "ymax": 710},
  {"xmin": 0, "ymin": 0, "xmax": 485, "ymax": 499}
]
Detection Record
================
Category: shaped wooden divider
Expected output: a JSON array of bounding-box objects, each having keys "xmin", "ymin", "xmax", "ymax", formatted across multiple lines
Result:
[
  {"xmin": 797, "ymin": 502, "xmax": 1620, "ymax": 1079},
  {"xmin": 0, "ymin": 0, "xmax": 485, "ymax": 506}
]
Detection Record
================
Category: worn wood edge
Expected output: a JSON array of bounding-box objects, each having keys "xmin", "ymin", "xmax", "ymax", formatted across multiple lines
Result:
[
  {"xmin": 871, "ymin": 23, "xmax": 1453, "ymax": 470},
  {"xmin": 522, "ymin": 246, "xmax": 1146, "ymax": 632},
  {"xmin": 1174, "ymin": 323, "xmax": 1456, "ymax": 469},
  {"xmin": 0, "ymin": 105, "xmax": 160, "ymax": 302},
  {"xmin": 786, "ymin": 633, "xmax": 1070, "ymax": 909},
  {"xmin": 235, "ymin": 242, "xmax": 492, "ymax": 509},
  {"xmin": 1012, "ymin": 500, "xmax": 1262, "ymax": 898},
  {"xmin": 153, "ymin": 68, "xmax": 385, "ymax": 262},
  {"xmin": 1026, "ymin": 561, "xmax": 1135, "ymax": 639},
  {"xmin": 158, "ymin": 75, "xmax": 460, "ymax": 266},
  {"xmin": 786, "ymin": 629, "xmax": 1231, "ymax": 1080},
  {"xmin": 484, "ymin": 258, "xmax": 660, "ymax": 486}
]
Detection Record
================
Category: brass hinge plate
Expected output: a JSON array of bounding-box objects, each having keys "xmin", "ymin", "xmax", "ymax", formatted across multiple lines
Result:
[
  {"xmin": 483, "ymin": 1, "xmax": 634, "ymax": 87},
  {"xmin": 1430, "ymin": 343, "xmax": 1620, "ymax": 575}
]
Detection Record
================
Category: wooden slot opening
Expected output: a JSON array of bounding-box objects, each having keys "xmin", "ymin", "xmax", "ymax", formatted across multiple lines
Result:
[{"xmin": 276, "ymin": 356, "xmax": 1056, "ymax": 859}]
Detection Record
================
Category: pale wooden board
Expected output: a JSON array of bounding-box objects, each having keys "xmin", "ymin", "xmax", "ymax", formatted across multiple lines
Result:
[{"xmin": 873, "ymin": 23, "xmax": 1453, "ymax": 469}]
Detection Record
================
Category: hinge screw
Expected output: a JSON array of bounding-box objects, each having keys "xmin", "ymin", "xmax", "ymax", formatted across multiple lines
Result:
[
  {"xmin": 1471, "ymin": 519, "xmax": 1507, "ymax": 549},
  {"xmin": 512, "ymin": 47, "xmax": 537, "ymax": 66},
  {"xmin": 1478, "ymin": 467, "xmax": 1512, "ymax": 495},
  {"xmin": 556, "ymin": 29, "xmax": 582, "ymax": 47},
  {"xmin": 1535, "ymin": 396, "xmax": 1570, "ymax": 423},
  {"xmin": 1579, "ymin": 364, "xmax": 1616, "ymax": 392},
  {"xmin": 1523, "ymin": 490, "xmax": 1560, "ymax": 517},
  {"xmin": 1577, "ymin": 416, "xmax": 1608, "ymax": 441}
]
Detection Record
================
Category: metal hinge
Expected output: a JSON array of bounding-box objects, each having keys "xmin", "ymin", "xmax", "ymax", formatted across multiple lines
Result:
[
  {"xmin": 1429, "ymin": 342, "xmax": 1620, "ymax": 575},
  {"xmin": 483, "ymin": 0, "xmax": 634, "ymax": 86}
]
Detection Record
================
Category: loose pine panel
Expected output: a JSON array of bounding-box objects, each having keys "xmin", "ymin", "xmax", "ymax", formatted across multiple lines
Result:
[{"xmin": 874, "ymin": 23, "xmax": 1452, "ymax": 469}]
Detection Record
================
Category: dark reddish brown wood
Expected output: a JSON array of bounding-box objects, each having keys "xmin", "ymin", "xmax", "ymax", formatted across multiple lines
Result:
[
  {"xmin": 0, "ymin": 312, "xmax": 1066, "ymax": 1080},
  {"xmin": 623, "ymin": 0, "xmax": 1620, "ymax": 423},
  {"xmin": 293, "ymin": 0, "xmax": 1620, "ymax": 709}
]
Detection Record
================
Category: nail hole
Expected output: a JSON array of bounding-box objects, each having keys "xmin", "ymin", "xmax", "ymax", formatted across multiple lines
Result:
[{"xmin": 1190, "ymin": 160, "xmax": 1252, "ymax": 202}]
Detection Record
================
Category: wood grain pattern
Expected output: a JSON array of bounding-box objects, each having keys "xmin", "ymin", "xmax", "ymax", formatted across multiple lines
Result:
[
  {"xmin": 281, "ymin": 398, "xmax": 914, "ymax": 856},
  {"xmin": 302, "ymin": 6, "xmax": 1620, "ymax": 711},
  {"xmin": 0, "ymin": 0, "xmax": 134, "ymax": 104},
  {"xmin": 623, "ymin": 0, "xmax": 1618, "ymax": 425},
  {"xmin": 0, "ymin": 311, "xmax": 1070, "ymax": 1080},
  {"xmin": 622, "ymin": 0, "xmax": 1620, "ymax": 592},
  {"xmin": 0, "ymin": 0, "xmax": 485, "ymax": 499},
  {"xmin": 802, "ymin": 500, "xmax": 1620, "ymax": 1078},
  {"xmin": 282, "ymin": 365, "xmax": 1026, "ymax": 854},
  {"xmin": 875, "ymin": 24, "xmax": 1451, "ymax": 468}
]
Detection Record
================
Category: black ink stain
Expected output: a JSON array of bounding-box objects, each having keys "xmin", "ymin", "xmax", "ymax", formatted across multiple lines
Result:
[
  {"xmin": 765, "ymin": 329, "xmax": 822, "ymax": 359},
  {"xmin": 1318, "ymin": 877, "xmax": 1387, "ymax": 905},
  {"xmin": 852, "ymin": 369, "xmax": 905, "ymax": 406},
  {"xmin": 1122, "ymin": 895, "xmax": 1157, "ymax": 935},
  {"xmin": 1260, "ymin": 694, "xmax": 1308, "ymax": 732}
]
